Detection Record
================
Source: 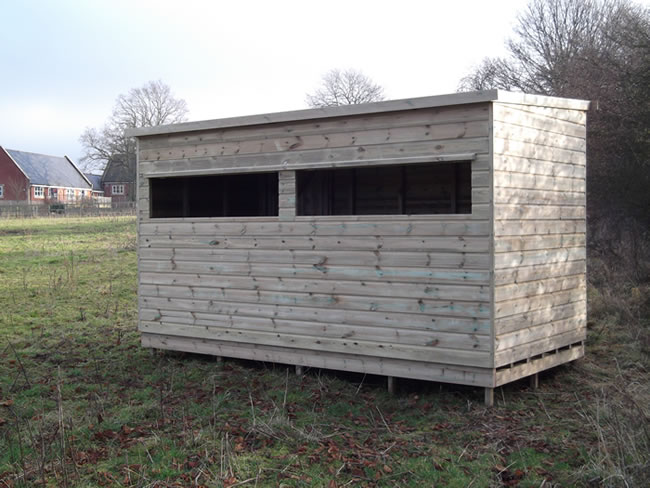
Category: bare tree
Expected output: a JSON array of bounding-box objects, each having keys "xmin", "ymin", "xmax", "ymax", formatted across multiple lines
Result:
[
  {"xmin": 459, "ymin": 0, "xmax": 650, "ymax": 224},
  {"xmin": 306, "ymin": 69, "xmax": 385, "ymax": 108},
  {"xmin": 458, "ymin": 58, "xmax": 517, "ymax": 92},
  {"xmin": 79, "ymin": 80, "xmax": 189, "ymax": 187}
]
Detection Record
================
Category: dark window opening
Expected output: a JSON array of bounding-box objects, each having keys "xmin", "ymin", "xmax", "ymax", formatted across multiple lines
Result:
[
  {"xmin": 297, "ymin": 162, "xmax": 471, "ymax": 216},
  {"xmin": 150, "ymin": 173, "xmax": 278, "ymax": 218}
]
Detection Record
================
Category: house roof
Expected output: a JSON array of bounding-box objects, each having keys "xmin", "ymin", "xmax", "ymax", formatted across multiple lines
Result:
[
  {"xmin": 126, "ymin": 90, "xmax": 591, "ymax": 138},
  {"xmin": 5, "ymin": 149, "xmax": 91, "ymax": 189},
  {"xmin": 84, "ymin": 173, "xmax": 103, "ymax": 191},
  {"xmin": 102, "ymin": 155, "xmax": 135, "ymax": 183}
]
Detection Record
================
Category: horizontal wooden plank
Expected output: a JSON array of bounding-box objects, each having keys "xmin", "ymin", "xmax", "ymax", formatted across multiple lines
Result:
[
  {"xmin": 139, "ymin": 138, "xmax": 489, "ymax": 175},
  {"xmin": 494, "ymin": 300, "xmax": 586, "ymax": 335},
  {"xmin": 495, "ymin": 204, "xmax": 585, "ymax": 221},
  {"xmin": 140, "ymin": 285, "xmax": 491, "ymax": 317},
  {"xmin": 473, "ymin": 187, "xmax": 490, "ymax": 205},
  {"xmin": 493, "ymin": 105, "xmax": 586, "ymax": 138},
  {"xmin": 496, "ymin": 316, "xmax": 586, "ymax": 352},
  {"xmin": 139, "ymin": 247, "xmax": 490, "ymax": 269},
  {"xmin": 138, "ymin": 260, "xmax": 490, "ymax": 285},
  {"xmin": 139, "ymin": 295, "xmax": 490, "ymax": 331},
  {"xmin": 495, "ymin": 287, "xmax": 585, "ymax": 319},
  {"xmin": 495, "ymin": 220, "xmax": 586, "ymax": 236},
  {"xmin": 495, "ymin": 342, "xmax": 583, "ymax": 386},
  {"xmin": 494, "ymin": 188, "xmax": 585, "ymax": 206},
  {"xmin": 140, "ymin": 317, "xmax": 489, "ymax": 352},
  {"xmin": 138, "ymin": 198, "xmax": 492, "ymax": 217},
  {"xmin": 494, "ymin": 122, "xmax": 586, "ymax": 152},
  {"xmin": 494, "ymin": 247, "xmax": 586, "ymax": 269},
  {"xmin": 494, "ymin": 233, "xmax": 585, "ymax": 253},
  {"xmin": 141, "ymin": 154, "xmax": 484, "ymax": 179},
  {"xmin": 140, "ymin": 272, "xmax": 489, "ymax": 302},
  {"xmin": 495, "ymin": 155, "xmax": 586, "ymax": 178},
  {"xmin": 494, "ymin": 138, "xmax": 586, "ymax": 165},
  {"xmin": 495, "ymin": 329, "xmax": 586, "ymax": 367},
  {"xmin": 494, "ymin": 260, "xmax": 586, "ymax": 286},
  {"xmin": 495, "ymin": 275, "xmax": 584, "ymax": 302},
  {"xmin": 140, "ymin": 308, "xmax": 491, "ymax": 336},
  {"xmin": 139, "ymin": 322, "xmax": 491, "ymax": 367},
  {"xmin": 142, "ymin": 333, "xmax": 495, "ymax": 387},
  {"xmin": 140, "ymin": 219, "xmax": 492, "ymax": 237},
  {"xmin": 139, "ymin": 105, "xmax": 490, "ymax": 150},
  {"xmin": 496, "ymin": 93, "xmax": 589, "ymax": 112},
  {"xmin": 139, "ymin": 313, "xmax": 489, "ymax": 349},
  {"xmin": 140, "ymin": 234, "xmax": 490, "ymax": 253},
  {"xmin": 494, "ymin": 171, "xmax": 585, "ymax": 193},
  {"xmin": 140, "ymin": 120, "xmax": 490, "ymax": 162},
  {"xmin": 494, "ymin": 102, "xmax": 587, "ymax": 125}
]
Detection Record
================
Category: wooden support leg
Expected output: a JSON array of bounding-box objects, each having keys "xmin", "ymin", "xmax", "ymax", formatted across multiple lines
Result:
[
  {"xmin": 216, "ymin": 355, "xmax": 223, "ymax": 363},
  {"xmin": 295, "ymin": 365, "xmax": 303, "ymax": 376},
  {"xmin": 484, "ymin": 387, "xmax": 494, "ymax": 407},
  {"xmin": 387, "ymin": 376, "xmax": 396, "ymax": 395},
  {"xmin": 529, "ymin": 373, "xmax": 539, "ymax": 390}
]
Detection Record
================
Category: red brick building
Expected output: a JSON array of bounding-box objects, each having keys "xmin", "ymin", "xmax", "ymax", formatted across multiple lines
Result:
[
  {"xmin": 0, "ymin": 147, "xmax": 92, "ymax": 204},
  {"xmin": 102, "ymin": 155, "xmax": 135, "ymax": 203}
]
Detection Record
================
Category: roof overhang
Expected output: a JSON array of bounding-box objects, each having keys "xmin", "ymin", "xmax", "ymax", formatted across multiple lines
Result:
[{"xmin": 126, "ymin": 90, "xmax": 590, "ymax": 138}]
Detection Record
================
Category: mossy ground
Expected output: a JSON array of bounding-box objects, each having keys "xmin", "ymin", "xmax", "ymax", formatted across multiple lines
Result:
[{"xmin": 0, "ymin": 217, "xmax": 647, "ymax": 487}]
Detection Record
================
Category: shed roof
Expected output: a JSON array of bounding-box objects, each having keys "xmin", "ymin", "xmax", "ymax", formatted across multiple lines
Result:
[
  {"xmin": 5, "ymin": 149, "xmax": 91, "ymax": 189},
  {"xmin": 126, "ymin": 90, "xmax": 590, "ymax": 138}
]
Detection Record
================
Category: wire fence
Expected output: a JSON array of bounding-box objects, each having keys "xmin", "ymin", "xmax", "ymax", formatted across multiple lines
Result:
[{"xmin": 0, "ymin": 201, "xmax": 136, "ymax": 219}]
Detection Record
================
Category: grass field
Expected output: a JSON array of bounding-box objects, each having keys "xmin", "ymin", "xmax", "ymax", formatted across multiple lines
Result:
[{"xmin": 0, "ymin": 217, "xmax": 647, "ymax": 487}]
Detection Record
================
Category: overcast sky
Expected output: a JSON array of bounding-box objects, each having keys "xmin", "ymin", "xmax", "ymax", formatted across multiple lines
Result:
[{"xmin": 0, "ymin": 0, "xmax": 532, "ymax": 167}]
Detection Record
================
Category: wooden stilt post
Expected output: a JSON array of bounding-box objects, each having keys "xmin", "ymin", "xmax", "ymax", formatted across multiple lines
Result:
[
  {"xmin": 387, "ymin": 376, "xmax": 396, "ymax": 395},
  {"xmin": 484, "ymin": 387, "xmax": 494, "ymax": 407},
  {"xmin": 529, "ymin": 373, "xmax": 539, "ymax": 390},
  {"xmin": 295, "ymin": 365, "xmax": 303, "ymax": 376}
]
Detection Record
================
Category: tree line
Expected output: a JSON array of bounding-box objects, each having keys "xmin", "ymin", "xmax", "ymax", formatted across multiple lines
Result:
[
  {"xmin": 81, "ymin": 0, "xmax": 648, "ymax": 232},
  {"xmin": 460, "ymin": 0, "xmax": 649, "ymax": 228}
]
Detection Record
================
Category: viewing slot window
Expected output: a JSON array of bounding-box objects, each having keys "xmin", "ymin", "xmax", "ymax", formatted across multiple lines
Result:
[
  {"xmin": 297, "ymin": 161, "xmax": 471, "ymax": 216},
  {"xmin": 150, "ymin": 172, "xmax": 279, "ymax": 218}
]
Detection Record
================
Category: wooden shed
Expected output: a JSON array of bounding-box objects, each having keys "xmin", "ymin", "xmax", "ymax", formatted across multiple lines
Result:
[{"xmin": 128, "ymin": 90, "xmax": 589, "ymax": 405}]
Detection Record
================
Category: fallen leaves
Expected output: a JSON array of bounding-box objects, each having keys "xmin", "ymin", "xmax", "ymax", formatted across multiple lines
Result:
[{"xmin": 90, "ymin": 424, "xmax": 150, "ymax": 448}]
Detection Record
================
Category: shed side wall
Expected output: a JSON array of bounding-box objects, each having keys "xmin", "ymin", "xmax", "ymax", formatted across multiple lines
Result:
[
  {"xmin": 492, "ymin": 102, "xmax": 587, "ymax": 369},
  {"xmin": 137, "ymin": 104, "xmax": 494, "ymax": 383}
]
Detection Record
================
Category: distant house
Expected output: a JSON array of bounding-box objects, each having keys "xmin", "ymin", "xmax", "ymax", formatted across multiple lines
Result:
[
  {"xmin": 84, "ymin": 173, "xmax": 105, "ymax": 197},
  {"xmin": 102, "ymin": 155, "xmax": 135, "ymax": 203},
  {"xmin": 0, "ymin": 147, "xmax": 92, "ymax": 204}
]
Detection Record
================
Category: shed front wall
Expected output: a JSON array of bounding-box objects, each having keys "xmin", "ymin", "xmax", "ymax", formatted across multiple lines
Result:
[
  {"xmin": 492, "ymin": 102, "xmax": 587, "ymax": 379},
  {"xmin": 137, "ymin": 103, "xmax": 495, "ymax": 386}
]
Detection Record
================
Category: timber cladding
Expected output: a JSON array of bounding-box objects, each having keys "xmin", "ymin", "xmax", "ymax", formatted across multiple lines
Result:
[{"xmin": 129, "ymin": 90, "xmax": 589, "ymax": 401}]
